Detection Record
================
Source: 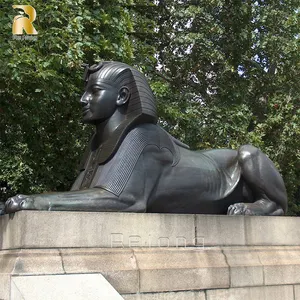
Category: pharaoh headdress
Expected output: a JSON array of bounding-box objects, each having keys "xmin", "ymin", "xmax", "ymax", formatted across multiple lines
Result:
[{"xmin": 81, "ymin": 61, "xmax": 158, "ymax": 166}]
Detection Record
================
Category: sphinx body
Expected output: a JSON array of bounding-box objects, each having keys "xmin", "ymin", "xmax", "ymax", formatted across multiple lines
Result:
[{"xmin": 4, "ymin": 62, "xmax": 288, "ymax": 215}]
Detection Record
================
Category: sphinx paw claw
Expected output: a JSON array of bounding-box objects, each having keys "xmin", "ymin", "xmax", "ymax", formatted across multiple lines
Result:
[
  {"xmin": 227, "ymin": 203, "xmax": 249, "ymax": 215},
  {"xmin": 4, "ymin": 194, "xmax": 33, "ymax": 213}
]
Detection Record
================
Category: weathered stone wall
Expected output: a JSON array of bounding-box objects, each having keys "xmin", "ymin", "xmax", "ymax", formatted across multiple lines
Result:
[{"xmin": 1, "ymin": 211, "xmax": 300, "ymax": 299}]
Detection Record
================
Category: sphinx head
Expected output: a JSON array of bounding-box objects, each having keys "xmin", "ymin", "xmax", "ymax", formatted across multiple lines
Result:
[{"xmin": 80, "ymin": 62, "xmax": 157, "ymax": 126}]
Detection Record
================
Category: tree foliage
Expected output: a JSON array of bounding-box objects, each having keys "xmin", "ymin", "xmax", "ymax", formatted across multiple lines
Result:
[
  {"xmin": 141, "ymin": 0, "xmax": 300, "ymax": 214},
  {"xmin": 0, "ymin": 0, "xmax": 134, "ymax": 199},
  {"xmin": 0, "ymin": 0, "xmax": 299, "ymax": 214}
]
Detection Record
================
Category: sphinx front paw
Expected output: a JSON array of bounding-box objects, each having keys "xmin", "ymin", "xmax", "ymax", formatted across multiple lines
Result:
[
  {"xmin": 5, "ymin": 194, "xmax": 34, "ymax": 213},
  {"xmin": 227, "ymin": 203, "xmax": 254, "ymax": 215}
]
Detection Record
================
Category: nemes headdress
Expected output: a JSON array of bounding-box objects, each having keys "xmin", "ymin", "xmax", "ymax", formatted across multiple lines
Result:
[{"xmin": 81, "ymin": 61, "xmax": 158, "ymax": 164}]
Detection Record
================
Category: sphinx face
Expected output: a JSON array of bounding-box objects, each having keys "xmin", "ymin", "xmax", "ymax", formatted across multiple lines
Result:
[{"xmin": 80, "ymin": 75, "xmax": 119, "ymax": 124}]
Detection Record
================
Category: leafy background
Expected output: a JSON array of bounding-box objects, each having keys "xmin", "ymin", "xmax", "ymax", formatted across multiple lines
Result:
[{"xmin": 0, "ymin": 0, "xmax": 299, "ymax": 214}]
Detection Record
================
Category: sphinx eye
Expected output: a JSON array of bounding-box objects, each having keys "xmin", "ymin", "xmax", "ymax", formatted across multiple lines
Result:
[{"xmin": 91, "ymin": 87, "xmax": 102, "ymax": 93}]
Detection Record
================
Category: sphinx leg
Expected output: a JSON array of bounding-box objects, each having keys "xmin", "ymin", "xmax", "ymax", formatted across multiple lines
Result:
[
  {"xmin": 227, "ymin": 145, "xmax": 287, "ymax": 216},
  {"xmin": 4, "ymin": 188, "xmax": 146, "ymax": 213}
]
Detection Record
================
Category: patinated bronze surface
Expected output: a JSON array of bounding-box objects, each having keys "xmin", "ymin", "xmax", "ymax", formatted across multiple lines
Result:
[{"xmin": 4, "ymin": 62, "xmax": 288, "ymax": 215}]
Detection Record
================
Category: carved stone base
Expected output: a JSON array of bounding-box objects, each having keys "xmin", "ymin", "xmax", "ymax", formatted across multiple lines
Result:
[{"xmin": 1, "ymin": 211, "xmax": 300, "ymax": 299}]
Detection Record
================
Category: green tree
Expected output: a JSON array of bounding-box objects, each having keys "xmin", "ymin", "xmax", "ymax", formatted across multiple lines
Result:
[
  {"xmin": 0, "ymin": 0, "xmax": 134, "ymax": 200},
  {"xmin": 141, "ymin": 0, "xmax": 300, "ymax": 213},
  {"xmin": 1, "ymin": 0, "xmax": 299, "ymax": 215}
]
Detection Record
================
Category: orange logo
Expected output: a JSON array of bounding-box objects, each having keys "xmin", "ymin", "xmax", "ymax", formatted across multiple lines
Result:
[{"xmin": 12, "ymin": 5, "xmax": 38, "ymax": 35}]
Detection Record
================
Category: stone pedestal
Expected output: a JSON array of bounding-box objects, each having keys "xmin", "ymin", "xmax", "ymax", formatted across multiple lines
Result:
[{"xmin": 1, "ymin": 211, "xmax": 300, "ymax": 299}]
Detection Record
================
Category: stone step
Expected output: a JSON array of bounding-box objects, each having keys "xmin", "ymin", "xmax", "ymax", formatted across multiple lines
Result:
[
  {"xmin": 1, "ymin": 246, "xmax": 300, "ymax": 299},
  {"xmin": 1, "ymin": 211, "xmax": 300, "ymax": 249},
  {"xmin": 122, "ymin": 285, "xmax": 297, "ymax": 300},
  {"xmin": 11, "ymin": 274, "xmax": 124, "ymax": 300}
]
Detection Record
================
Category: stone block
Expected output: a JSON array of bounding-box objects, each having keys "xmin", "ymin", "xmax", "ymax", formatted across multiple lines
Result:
[
  {"xmin": 61, "ymin": 248, "xmax": 139, "ymax": 294},
  {"xmin": 223, "ymin": 246, "xmax": 300, "ymax": 287},
  {"xmin": 0, "ymin": 213, "xmax": 23, "ymax": 250},
  {"xmin": 195, "ymin": 215, "xmax": 245, "ymax": 246},
  {"xmin": 0, "ymin": 249, "xmax": 64, "ymax": 299},
  {"xmin": 195, "ymin": 214, "xmax": 300, "ymax": 247},
  {"xmin": 245, "ymin": 216, "xmax": 300, "ymax": 246},
  {"xmin": 12, "ymin": 249, "xmax": 64, "ymax": 275},
  {"xmin": 0, "ymin": 211, "xmax": 195, "ymax": 249},
  {"xmin": 122, "ymin": 291, "xmax": 205, "ymax": 300},
  {"xmin": 2, "ymin": 212, "xmax": 300, "ymax": 249},
  {"xmin": 0, "ymin": 275, "xmax": 11, "ymax": 300},
  {"xmin": 223, "ymin": 247, "xmax": 263, "ymax": 287},
  {"xmin": 134, "ymin": 247, "xmax": 229, "ymax": 292},
  {"xmin": 294, "ymin": 285, "xmax": 300, "ymax": 300},
  {"xmin": 264, "ymin": 264, "xmax": 300, "ymax": 285},
  {"xmin": 0, "ymin": 249, "xmax": 64, "ymax": 276},
  {"xmin": 10, "ymin": 274, "xmax": 124, "ymax": 300},
  {"xmin": 257, "ymin": 246, "xmax": 300, "ymax": 285},
  {"xmin": 0, "ymin": 250, "xmax": 20, "ymax": 275},
  {"xmin": 206, "ymin": 285, "xmax": 294, "ymax": 300}
]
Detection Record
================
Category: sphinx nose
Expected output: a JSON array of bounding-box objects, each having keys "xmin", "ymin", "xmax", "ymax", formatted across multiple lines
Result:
[{"xmin": 80, "ymin": 93, "xmax": 90, "ymax": 107}]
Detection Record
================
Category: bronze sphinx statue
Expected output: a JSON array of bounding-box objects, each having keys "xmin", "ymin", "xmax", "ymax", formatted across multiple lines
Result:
[{"xmin": 4, "ymin": 61, "xmax": 288, "ymax": 215}]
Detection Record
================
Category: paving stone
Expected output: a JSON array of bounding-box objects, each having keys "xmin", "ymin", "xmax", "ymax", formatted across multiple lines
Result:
[{"xmin": 11, "ymin": 274, "xmax": 124, "ymax": 300}]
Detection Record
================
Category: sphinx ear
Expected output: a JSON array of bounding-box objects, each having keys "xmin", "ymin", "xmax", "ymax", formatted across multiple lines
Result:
[{"xmin": 116, "ymin": 86, "xmax": 130, "ymax": 106}]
